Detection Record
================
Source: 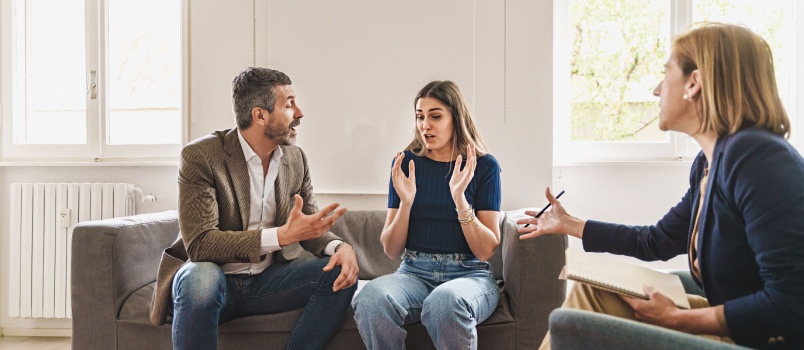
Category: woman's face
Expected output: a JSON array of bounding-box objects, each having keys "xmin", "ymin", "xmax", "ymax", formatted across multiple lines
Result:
[
  {"xmin": 653, "ymin": 53, "xmax": 699, "ymax": 135},
  {"xmin": 416, "ymin": 96, "xmax": 454, "ymax": 156}
]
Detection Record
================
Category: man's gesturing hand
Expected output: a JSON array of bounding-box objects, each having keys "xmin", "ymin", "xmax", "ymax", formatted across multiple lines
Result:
[{"xmin": 277, "ymin": 194, "xmax": 347, "ymax": 246}]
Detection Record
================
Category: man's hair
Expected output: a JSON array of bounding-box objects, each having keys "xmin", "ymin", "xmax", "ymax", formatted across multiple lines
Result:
[
  {"xmin": 674, "ymin": 23, "xmax": 789, "ymax": 138},
  {"xmin": 405, "ymin": 80, "xmax": 489, "ymax": 158},
  {"xmin": 231, "ymin": 67, "xmax": 292, "ymax": 130}
]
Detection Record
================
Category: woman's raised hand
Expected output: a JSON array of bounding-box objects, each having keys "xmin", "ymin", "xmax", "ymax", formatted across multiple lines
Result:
[
  {"xmin": 449, "ymin": 144, "xmax": 477, "ymax": 201},
  {"xmin": 392, "ymin": 152, "xmax": 416, "ymax": 205}
]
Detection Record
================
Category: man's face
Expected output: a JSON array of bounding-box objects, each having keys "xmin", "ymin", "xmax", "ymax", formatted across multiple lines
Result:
[{"xmin": 264, "ymin": 85, "xmax": 303, "ymax": 146}]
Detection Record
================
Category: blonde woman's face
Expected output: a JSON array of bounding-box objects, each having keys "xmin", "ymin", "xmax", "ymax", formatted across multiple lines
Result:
[
  {"xmin": 415, "ymin": 97, "xmax": 454, "ymax": 157},
  {"xmin": 653, "ymin": 54, "xmax": 699, "ymax": 136}
]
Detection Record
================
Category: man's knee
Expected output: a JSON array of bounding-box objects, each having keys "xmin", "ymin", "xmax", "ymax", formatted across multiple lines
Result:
[
  {"xmin": 319, "ymin": 257, "xmax": 344, "ymax": 284},
  {"xmin": 174, "ymin": 262, "xmax": 226, "ymax": 304}
]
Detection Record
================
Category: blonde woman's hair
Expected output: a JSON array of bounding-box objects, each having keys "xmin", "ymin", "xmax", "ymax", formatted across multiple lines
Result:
[
  {"xmin": 674, "ymin": 23, "xmax": 789, "ymax": 138},
  {"xmin": 405, "ymin": 81, "xmax": 490, "ymax": 158}
]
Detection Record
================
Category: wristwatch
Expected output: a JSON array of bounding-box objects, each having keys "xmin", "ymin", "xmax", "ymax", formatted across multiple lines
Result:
[{"xmin": 333, "ymin": 242, "xmax": 346, "ymax": 253}]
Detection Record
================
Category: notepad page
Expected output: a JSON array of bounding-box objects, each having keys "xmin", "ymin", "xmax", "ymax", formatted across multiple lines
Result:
[{"xmin": 565, "ymin": 250, "xmax": 691, "ymax": 309}]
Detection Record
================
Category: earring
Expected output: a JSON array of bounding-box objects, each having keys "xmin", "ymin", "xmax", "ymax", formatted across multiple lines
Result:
[{"xmin": 682, "ymin": 94, "xmax": 689, "ymax": 100}]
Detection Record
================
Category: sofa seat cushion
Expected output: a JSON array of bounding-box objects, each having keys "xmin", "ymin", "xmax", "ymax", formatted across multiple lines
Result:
[{"xmin": 119, "ymin": 282, "xmax": 515, "ymax": 332}]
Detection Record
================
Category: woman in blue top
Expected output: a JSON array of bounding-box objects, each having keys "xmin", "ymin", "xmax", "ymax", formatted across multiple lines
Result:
[{"xmin": 352, "ymin": 81, "xmax": 503, "ymax": 349}]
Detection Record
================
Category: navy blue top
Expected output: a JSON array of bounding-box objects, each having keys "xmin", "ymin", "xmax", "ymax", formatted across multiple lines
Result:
[
  {"xmin": 582, "ymin": 128, "xmax": 804, "ymax": 349},
  {"xmin": 388, "ymin": 150, "xmax": 502, "ymax": 255}
]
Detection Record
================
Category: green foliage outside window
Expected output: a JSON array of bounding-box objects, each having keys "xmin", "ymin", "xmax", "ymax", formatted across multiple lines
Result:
[{"xmin": 570, "ymin": 0, "xmax": 789, "ymax": 142}]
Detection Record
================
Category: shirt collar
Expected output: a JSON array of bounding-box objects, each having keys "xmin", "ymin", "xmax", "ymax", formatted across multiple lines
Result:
[{"xmin": 237, "ymin": 129, "xmax": 283, "ymax": 163}]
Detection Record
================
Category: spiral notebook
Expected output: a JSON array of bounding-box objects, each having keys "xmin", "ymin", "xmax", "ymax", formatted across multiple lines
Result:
[{"xmin": 561, "ymin": 250, "xmax": 691, "ymax": 309}]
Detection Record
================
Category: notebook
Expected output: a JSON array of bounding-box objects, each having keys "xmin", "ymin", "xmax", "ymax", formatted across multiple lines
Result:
[{"xmin": 561, "ymin": 250, "xmax": 691, "ymax": 309}]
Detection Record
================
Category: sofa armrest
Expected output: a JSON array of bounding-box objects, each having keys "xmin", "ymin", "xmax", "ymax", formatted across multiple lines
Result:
[
  {"xmin": 670, "ymin": 270, "xmax": 705, "ymax": 297},
  {"xmin": 71, "ymin": 210, "xmax": 178, "ymax": 350},
  {"xmin": 549, "ymin": 309, "xmax": 748, "ymax": 349},
  {"xmin": 500, "ymin": 213, "xmax": 567, "ymax": 348}
]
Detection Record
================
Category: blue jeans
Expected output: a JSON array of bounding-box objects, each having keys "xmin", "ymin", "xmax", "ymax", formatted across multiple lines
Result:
[
  {"xmin": 352, "ymin": 250, "xmax": 500, "ymax": 350},
  {"xmin": 171, "ymin": 256, "xmax": 357, "ymax": 350}
]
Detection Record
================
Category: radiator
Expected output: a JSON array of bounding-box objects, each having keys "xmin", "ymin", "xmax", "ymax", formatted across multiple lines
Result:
[{"xmin": 8, "ymin": 183, "xmax": 136, "ymax": 319}]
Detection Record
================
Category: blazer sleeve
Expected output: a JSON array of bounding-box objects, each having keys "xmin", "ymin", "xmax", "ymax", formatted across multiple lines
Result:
[
  {"xmin": 719, "ymin": 134, "xmax": 804, "ymax": 346},
  {"xmin": 179, "ymin": 143, "xmax": 262, "ymax": 264},
  {"xmin": 296, "ymin": 147, "xmax": 341, "ymax": 256},
  {"xmin": 581, "ymin": 155, "xmax": 707, "ymax": 260},
  {"xmin": 581, "ymin": 187, "xmax": 692, "ymax": 262}
]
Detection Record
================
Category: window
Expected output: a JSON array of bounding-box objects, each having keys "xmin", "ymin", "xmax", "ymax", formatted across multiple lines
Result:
[
  {"xmin": 1, "ymin": 0, "xmax": 186, "ymax": 160},
  {"xmin": 554, "ymin": 0, "xmax": 802, "ymax": 162}
]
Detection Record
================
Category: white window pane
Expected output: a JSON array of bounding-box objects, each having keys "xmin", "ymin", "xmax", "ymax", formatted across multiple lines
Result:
[
  {"xmin": 569, "ymin": 0, "xmax": 669, "ymax": 142},
  {"xmin": 13, "ymin": 0, "xmax": 86, "ymax": 145},
  {"xmin": 693, "ymin": 0, "xmax": 793, "ymax": 115},
  {"xmin": 107, "ymin": 0, "xmax": 182, "ymax": 145}
]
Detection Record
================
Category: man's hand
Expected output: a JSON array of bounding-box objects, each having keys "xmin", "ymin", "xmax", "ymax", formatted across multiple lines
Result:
[
  {"xmin": 620, "ymin": 285, "xmax": 683, "ymax": 331},
  {"xmin": 277, "ymin": 194, "xmax": 347, "ymax": 246},
  {"xmin": 323, "ymin": 243, "xmax": 359, "ymax": 292}
]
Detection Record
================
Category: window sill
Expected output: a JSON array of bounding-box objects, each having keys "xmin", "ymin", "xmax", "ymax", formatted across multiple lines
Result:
[
  {"xmin": 554, "ymin": 160, "xmax": 695, "ymax": 167},
  {"xmin": 0, "ymin": 158, "xmax": 179, "ymax": 167}
]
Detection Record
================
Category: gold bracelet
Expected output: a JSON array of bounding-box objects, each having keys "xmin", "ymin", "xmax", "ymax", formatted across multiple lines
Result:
[
  {"xmin": 458, "ymin": 212, "xmax": 475, "ymax": 225},
  {"xmin": 455, "ymin": 206, "xmax": 473, "ymax": 214}
]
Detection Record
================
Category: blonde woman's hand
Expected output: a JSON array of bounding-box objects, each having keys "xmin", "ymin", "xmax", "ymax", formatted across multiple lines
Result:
[
  {"xmin": 516, "ymin": 187, "xmax": 586, "ymax": 239},
  {"xmin": 392, "ymin": 152, "xmax": 416, "ymax": 205}
]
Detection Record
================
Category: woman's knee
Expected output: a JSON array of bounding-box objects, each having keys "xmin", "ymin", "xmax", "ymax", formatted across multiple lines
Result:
[
  {"xmin": 353, "ymin": 280, "xmax": 389, "ymax": 310},
  {"xmin": 353, "ymin": 278, "xmax": 413, "ymax": 319},
  {"xmin": 422, "ymin": 289, "xmax": 469, "ymax": 322}
]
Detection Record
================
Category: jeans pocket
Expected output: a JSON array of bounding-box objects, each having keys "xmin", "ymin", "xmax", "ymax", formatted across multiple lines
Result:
[{"xmin": 459, "ymin": 259, "xmax": 490, "ymax": 270}]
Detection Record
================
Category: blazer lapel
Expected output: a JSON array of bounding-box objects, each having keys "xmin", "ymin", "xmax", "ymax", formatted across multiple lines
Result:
[
  {"xmin": 274, "ymin": 147, "xmax": 292, "ymax": 226},
  {"xmin": 696, "ymin": 136, "xmax": 727, "ymax": 276},
  {"xmin": 223, "ymin": 129, "xmax": 251, "ymax": 229}
]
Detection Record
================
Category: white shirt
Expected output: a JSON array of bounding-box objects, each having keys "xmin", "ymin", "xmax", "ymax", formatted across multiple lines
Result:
[{"xmin": 222, "ymin": 131, "xmax": 341, "ymax": 275}]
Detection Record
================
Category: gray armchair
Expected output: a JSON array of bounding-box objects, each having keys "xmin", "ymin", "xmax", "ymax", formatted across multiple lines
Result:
[
  {"xmin": 72, "ymin": 210, "xmax": 567, "ymax": 349},
  {"xmin": 548, "ymin": 271, "xmax": 750, "ymax": 350}
]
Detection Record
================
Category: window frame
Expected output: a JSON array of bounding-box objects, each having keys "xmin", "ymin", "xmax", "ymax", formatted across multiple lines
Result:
[
  {"xmin": 553, "ymin": 0, "xmax": 803, "ymax": 163},
  {"xmin": 0, "ymin": 0, "xmax": 188, "ymax": 161}
]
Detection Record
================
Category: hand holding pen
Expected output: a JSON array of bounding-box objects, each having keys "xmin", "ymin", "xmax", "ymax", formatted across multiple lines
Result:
[
  {"xmin": 524, "ymin": 190, "xmax": 564, "ymax": 227},
  {"xmin": 516, "ymin": 187, "xmax": 586, "ymax": 240}
]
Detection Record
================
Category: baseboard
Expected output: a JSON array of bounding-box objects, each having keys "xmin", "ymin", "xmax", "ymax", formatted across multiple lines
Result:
[{"xmin": 1, "ymin": 327, "xmax": 71, "ymax": 337}]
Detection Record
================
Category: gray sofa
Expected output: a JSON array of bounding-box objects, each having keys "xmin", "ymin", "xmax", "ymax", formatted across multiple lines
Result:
[{"xmin": 72, "ymin": 210, "xmax": 567, "ymax": 349}]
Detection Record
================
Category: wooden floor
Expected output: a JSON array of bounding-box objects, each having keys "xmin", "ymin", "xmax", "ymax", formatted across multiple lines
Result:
[{"xmin": 0, "ymin": 337, "xmax": 71, "ymax": 350}]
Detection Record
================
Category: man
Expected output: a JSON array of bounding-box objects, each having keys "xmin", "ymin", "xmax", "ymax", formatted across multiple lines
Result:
[{"xmin": 149, "ymin": 67, "xmax": 359, "ymax": 350}]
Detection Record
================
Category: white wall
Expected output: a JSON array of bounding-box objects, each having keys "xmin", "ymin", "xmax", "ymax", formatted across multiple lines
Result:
[
  {"xmin": 554, "ymin": 163, "xmax": 691, "ymax": 270},
  {"xmin": 0, "ymin": 0, "xmax": 692, "ymax": 333}
]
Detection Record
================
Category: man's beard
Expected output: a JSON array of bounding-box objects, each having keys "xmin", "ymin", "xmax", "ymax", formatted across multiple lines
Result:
[{"xmin": 265, "ymin": 119, "xmax": 300, "ymax": 146}]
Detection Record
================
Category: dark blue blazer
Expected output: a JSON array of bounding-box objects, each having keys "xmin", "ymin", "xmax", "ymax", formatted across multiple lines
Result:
[{"xmin": 582, "ymin": 127, "xmax": 804, "ymax": 349}]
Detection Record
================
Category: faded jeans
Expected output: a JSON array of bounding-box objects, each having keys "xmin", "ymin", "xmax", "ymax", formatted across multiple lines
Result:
[
  {"xmin": 171, "ymin": 256, "xmax": 357, "ymax": 350},
  {"xmin": 352, "ymin": 250, "xmax": 500, "ymax": 350}
]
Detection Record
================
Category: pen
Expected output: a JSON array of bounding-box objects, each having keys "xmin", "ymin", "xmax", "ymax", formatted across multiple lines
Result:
[{"xmin": 524, "ymin": 190, "xmax": 565, "ymax": 227}]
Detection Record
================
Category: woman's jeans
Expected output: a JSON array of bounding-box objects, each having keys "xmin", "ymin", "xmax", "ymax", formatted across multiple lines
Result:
[
  {"xmin": 170, "ymin": 256, "xmax": 357, "ymax": 350},
  {"xmin": 352, "ymin": 250, "xmax": 500, "ymax": 350}
]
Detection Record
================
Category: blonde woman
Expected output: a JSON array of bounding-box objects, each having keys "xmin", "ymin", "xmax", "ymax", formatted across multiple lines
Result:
[
  {"xmin": 520, "ymin": 23, "xmax": 804, "ymax": 349},
  {"xmin": 352, "ymin": 81, "xmax": 502, "ymax": 349}
]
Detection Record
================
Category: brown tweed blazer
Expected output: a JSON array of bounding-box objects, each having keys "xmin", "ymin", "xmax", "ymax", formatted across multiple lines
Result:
[{"xmin": 149, "ymin": 128, "xmax": 341, "ymax": 326}]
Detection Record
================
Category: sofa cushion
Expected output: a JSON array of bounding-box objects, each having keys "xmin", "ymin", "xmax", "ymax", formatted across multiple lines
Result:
[{"xmin": 119, "ymin": 282, "xmax": 514, "ymax": 332}]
